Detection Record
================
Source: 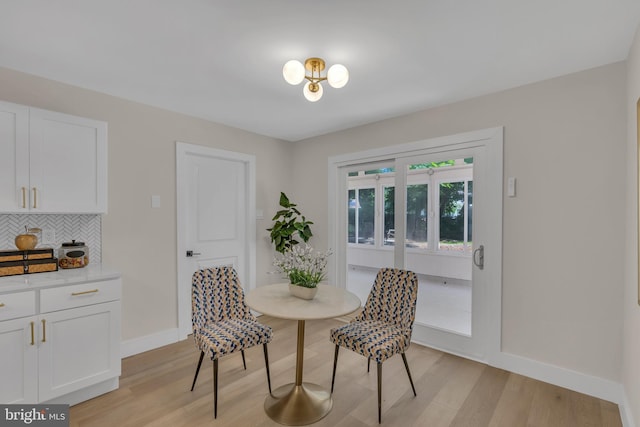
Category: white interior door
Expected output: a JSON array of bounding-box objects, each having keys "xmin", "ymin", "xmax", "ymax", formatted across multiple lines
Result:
[{"xmin": 176, "ymin": 142, "xmax": 256, "ymax": 339}]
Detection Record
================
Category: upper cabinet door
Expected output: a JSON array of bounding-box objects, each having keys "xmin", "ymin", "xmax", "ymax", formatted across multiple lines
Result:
[
  {"xmin": 29, "ymin": 108, "xmax": 108, "ymax": 213},
  {"xmin": 0, "ymin": 101, "xmax": 30, "ymax": 213}
]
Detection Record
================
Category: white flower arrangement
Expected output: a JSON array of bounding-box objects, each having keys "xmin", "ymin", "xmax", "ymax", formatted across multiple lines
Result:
[{"xmin": 273, "ymin": 244, "xmax": 332, "ymax": 288}]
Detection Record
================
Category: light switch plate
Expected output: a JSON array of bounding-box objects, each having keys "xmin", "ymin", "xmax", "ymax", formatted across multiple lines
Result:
[
  {"xmin": 151, "ymin": 195, "xmax": 161, "ymax": 208},
  {"xmin": 42, "ymin": 228, "xmax": 55, "ymax": 244},
  {"xmin": 507, "ymin": 177, "xmax": 516, "ymax": 197}
]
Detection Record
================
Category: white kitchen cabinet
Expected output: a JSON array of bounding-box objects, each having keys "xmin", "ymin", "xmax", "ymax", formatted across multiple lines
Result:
[
  {"xmin": 0, "ymin": 100, "xmax": 108, "ymax": 213},
  {"xmin": 0, "ymin": 101, "xmax": 29, "ymax": 213},
  {"xmin": 0, "ymin": 269, "xmax": 121, "ymax": 405},
  {"xmin": 0, "ymin": 316, "xmax": 38, "ymax": 404}
]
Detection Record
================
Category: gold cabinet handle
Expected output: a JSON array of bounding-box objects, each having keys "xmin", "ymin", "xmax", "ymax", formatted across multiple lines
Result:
[
  {"xmin": 30, "ymin": 321, "xmax": 35, "ymax": 346},
  {"xmin": 41, "ymin": 319, "xmax": 46, "ymax": 343},
  {"xmin": 32, "ymin": 187, "xmax": 37, "ymax": 209},
  {"xmin": 21, "ymin": 187, "xmax": 26, "ymax": 209},
  {"xmin": 71, "ymin": 289, "xmax": 99, "ymax": 296},
  {"xmin": 0, "ymin": 303, "xmax": 5, "ymax": 308}
]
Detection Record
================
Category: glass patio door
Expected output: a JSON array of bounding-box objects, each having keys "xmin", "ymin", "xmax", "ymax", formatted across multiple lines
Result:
[
  {"xmin": 344, "ymin": 154, "xmax": 477, "ymax": 343},
  {"xmin": 331, "ymin": 128, "xmax": 503, "ymax": 362}
]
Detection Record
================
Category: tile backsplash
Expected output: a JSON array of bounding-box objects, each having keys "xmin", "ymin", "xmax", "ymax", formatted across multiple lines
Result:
[{"xmin": 0, "ymin": 214, "xmax": 101, "ymax": 263}]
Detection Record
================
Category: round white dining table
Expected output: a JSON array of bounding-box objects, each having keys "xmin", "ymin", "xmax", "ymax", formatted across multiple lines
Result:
[{"xmin": 246, "ymin": 283, "xmax": 360, "ymax": 426}]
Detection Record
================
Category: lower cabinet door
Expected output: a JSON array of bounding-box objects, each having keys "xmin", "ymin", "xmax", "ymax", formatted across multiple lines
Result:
[
  {"xmin": 0, "ymin": 317, "xmax": 38, "ymax": 403},
  {"xmin": 38, "ymin": 301, "xmax": 121, "ymax": 402}
]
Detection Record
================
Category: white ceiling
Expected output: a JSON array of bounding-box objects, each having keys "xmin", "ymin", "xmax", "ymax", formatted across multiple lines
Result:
[{"xmin": 1, "ymin": 1, "xmax": 639, "ymax": 142}]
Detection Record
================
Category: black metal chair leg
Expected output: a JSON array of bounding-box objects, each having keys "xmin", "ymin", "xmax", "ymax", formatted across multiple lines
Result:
[
  {"xmin": 401, "ymin": 353, "xmax": 417, "ymax": 396},
  {"xmin": 367, "ymin": 357, "xmax": 370, "ymax": 372},
  {"xmin": 331, "ymin": 345, "xmax": 340, "ymax": 394},
  {"xmin": 263, "ymin": 343, "xmax": 272, "ymax": 394},
  {"xmin": 190, "ymin": 351, "xmax": 205, "ymax": 391},
  {"xmin": 213, "ymin": 358, "xmax": 219, "ymax": 419},
  {"xmin": 241, "ymin": 349, "xmax": 247, "ymax": 370},
  {"xmin": 377, "ymin": 362, "xmax": 382, "ymax": 424}
]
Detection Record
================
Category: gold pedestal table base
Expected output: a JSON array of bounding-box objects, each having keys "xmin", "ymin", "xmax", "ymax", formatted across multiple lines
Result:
[
  {"xmin": 264, "ymin": 320, "xmax": 332, "ymax": 425},
  {"xmin": 264, "ymin": 382, "xmax": 332, "ymax": 425},
  {"xmin": 245, "ymin": 284, "xmax": 361, "ymax": 426}
]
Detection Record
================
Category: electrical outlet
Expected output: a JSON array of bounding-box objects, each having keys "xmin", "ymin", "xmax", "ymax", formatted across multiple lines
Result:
[{"xmin": 42, "ymin": 228, "xmax": 56, "ymax": 245}]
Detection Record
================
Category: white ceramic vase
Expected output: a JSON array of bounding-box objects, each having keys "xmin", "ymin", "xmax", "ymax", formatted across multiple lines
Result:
[{"xmin": 288, "ymin": 283, "xmax": 318, "ymax": 300}]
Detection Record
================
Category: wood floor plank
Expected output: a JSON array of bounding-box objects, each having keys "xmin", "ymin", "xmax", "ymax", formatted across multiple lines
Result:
[
  {"xmin": 430, "ymin": 356, "xmax": 486, "ymax": 410},
  {"xmin": 446, "ymin": 365, "xmax": 510, "ymax": 426},
  {"xmin": 413, "ymin": 401, "xmax": 459, "ymax": 427},
  {"xmin": 600, "ymin": 400, "xmax": 624, "ymax": 427},
  {"xmin": 487, "ymin": 373, "xmax": 537, "ymax": 427},
  {"xmin": 68, "ymin": 316, "xmax": 622, "ymax": 426},
  {"xmin": 528, "ymin": 381, "xmax": 575, "ymax": 426}
]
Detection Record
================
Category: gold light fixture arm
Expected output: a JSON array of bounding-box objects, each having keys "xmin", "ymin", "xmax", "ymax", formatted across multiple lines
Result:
[{"xmin": 304, "ymin": 58, "xmax": 327, "ymax": 93}]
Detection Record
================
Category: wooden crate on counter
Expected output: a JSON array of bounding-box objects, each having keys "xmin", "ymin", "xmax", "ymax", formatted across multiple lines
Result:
[
  {"xmin": 0, "ymin": 248, "xmax": 55, "ymax": 262},
  {"xmin": 0, "ymin": 249, "xmax": 58, "ymax": 277},
  {"xmin": 0, "ymin": 258, "xmax": 59, "ymax": 277}
]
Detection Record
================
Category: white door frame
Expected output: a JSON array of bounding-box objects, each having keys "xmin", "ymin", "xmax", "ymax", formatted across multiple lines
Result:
[
  {"xmin": 176, "ymin": 142, "xmax": 256, "ymax": 339},
  {"xmin": 328, "ymin": 127, "xmax": 503, "ymax": 363}
]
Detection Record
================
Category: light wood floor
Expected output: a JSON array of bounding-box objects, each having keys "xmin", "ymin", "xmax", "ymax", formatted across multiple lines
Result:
[{"xmin": 70, "ymin": 316, "xmax": 622, "ymax": 426}]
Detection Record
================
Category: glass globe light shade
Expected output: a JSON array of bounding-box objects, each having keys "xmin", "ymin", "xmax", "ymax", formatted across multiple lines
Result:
[
  {"xmin": 303, "ymin": 81, "xmax": 323, "ymax": 102},
  {"xmin": 282, "ymin": 60, "xmax": 305, "ymax": 85},
  {"xmin": 327, "ymin": 64, "xmax": 349, "ymax": 88}
]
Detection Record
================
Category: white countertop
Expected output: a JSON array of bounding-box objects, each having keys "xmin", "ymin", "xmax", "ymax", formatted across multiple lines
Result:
[{"xmin": 0, "ymin": 264, "xmax": 121, "ymax": 294}]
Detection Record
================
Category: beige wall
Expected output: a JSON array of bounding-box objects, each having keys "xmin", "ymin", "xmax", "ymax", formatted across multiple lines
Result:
[
  {"xmin": 0, "ymin": 67, "xmax": 292, "ymax": 341},
  {"xmin": 0, "ymin": 58, "xmax": 629, "ymax": 397},
  {"xmin": 624, "ymin": 23, "xmax": 640, "ymax": 425},
  {"xmin": 292, "ymin": 62, "xmax": 626, "ymax": 382}
]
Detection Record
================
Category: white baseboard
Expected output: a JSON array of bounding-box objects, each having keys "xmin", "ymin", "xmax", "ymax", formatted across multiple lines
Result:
[
  {"xmin": 120, "ymin": 327, "xmax": 182, "ymax": 358},
  {"xmin": 491, "ymin": 351, "xmax": 623, "ymax": 405},
  {"xmin": 620, "ymin": 389, "xmax": 636, "ymax": 427},
  {"xmin": 46, "ymin": 378, "xmax": 119, "ymax": 406}
]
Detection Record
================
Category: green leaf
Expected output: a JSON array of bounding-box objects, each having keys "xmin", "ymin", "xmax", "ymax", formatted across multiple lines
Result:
[
  {"xmin": 269, "ymin": 192, "xmax": 314, "ymax": 253},
  {"xmin": 279, "ymin": 192, "xmax": 298, "ymax": 208}
]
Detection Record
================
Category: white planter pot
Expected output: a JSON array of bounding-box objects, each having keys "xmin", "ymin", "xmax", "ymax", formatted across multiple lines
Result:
[{"xmin": 288, "ymin": 284, "xmax": 318, "ymax": 300}]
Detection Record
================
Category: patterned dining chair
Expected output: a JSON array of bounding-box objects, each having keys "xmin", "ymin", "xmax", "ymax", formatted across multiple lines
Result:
[
  {"xmin": 330, "ymin": 267, "xmax": 419, "ymax": 423},
  {"xmin": 190, "ymin": 266, "xmax": 273, "ymax": 418}
]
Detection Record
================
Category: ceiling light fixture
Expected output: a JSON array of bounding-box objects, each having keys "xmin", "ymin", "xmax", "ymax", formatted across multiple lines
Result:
[{"xmin": 282, "ymin": 57, "xmax": 349, "ymax": 102}]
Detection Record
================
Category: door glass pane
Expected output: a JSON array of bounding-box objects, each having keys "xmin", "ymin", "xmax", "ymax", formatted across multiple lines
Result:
[
  {"xmin": 439, "ymin": 181, "xmax": 465, "ymax": 251},
  {"xmin": 467, "ymin": 181, "xmax": 473, "ymax": 245},
  {"xmin": 406, "ymin": 184, "xmax": 428, "ymax": 249},
  {"xmin": 406, "ymin": 159, "xmax": 473, "ymax": 337},
  {"xmin": 346, "ymin": 160, "xmax": 474, "ymax": 337},
  {"xmin": 357, "ymin": 188, "xmax": 375, "ymax": 245},
  {"xmin": 383, "ymin": 186, "xmax": 394, "ymax": 246},
  {"xmin": 346, "ymin": 165, "xmax": 395, "ymax": 319},
  {"xmin": 348, "ymin": 189, "xmax": 356, "ymax": 243}
]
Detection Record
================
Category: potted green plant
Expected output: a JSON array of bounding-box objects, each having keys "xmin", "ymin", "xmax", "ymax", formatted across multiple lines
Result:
[
  {"xmin": 268, "ymin": 192, "xmax": 331, "ymax": 299},
  {"xmin": 267, "ymin": 192, "xmax": 313, "ymax": 254}
]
